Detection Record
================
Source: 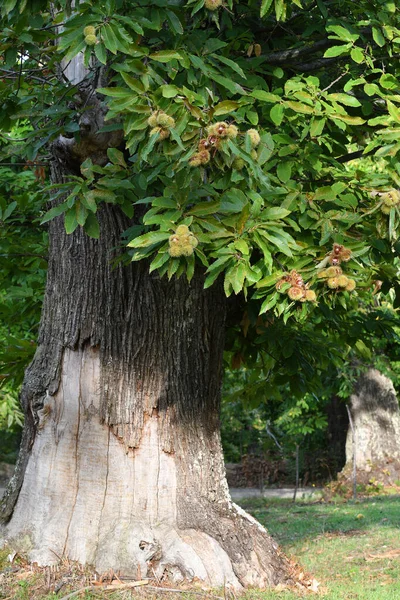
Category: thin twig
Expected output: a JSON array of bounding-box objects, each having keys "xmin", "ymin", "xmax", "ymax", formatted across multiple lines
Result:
[
  {"xmin": 60, "ymin": 579, "xmax": 149, "ymax": 599},
  {"xmin": 147, "ymin": 586, "xmax": 224, "ymax": 599}
]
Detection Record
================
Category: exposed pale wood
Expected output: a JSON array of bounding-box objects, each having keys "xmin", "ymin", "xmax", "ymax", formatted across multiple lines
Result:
[{"xmin": 345, "ymin": 369, "xmax": 400, "ymax": 468}]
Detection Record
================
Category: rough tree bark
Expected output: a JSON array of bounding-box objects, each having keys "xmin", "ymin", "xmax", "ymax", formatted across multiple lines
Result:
[
  {"xmin": 341, "ymin": 368, "xmax": 400, "ymax": 486},
  {"xmin": 0, "ymin": 98, "xmax": 293, "ymax": 590}
]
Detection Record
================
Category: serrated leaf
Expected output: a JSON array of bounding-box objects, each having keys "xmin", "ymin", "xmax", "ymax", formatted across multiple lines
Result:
[
  {"xmin": 187, "ymin": 200, "xmax": 220, "ymax": 216},
  {"xmin": 94, "ymin": 42, "xmax": 107, "ymax": 65},
  {"xmin": 251, "ymin": 90, "xmax": 281, "ymax": 103},
  {"xmin": 260, "ymin": 292, "xmax": 279, "ymax": 314},
  {"xmin": 213, "ymin": 100, "xmax": 239, "ymax": 115},
  {"xmin": 166, "ymin": 9, "xmax": 184, "ymax": 35},
  {"xmin": 260, "ymin": 0, "xmax": 273, "ymax": 17},
  {"xmin": 149, "ymin": 50, "xmax": 182, "ymax": 62},
  {"xmin": 326, "ymin": 25, "xmax": 359, "ymax": 43},
  {"xmin": 3, "ymin": 201, "xmax": 17, "ymax": 220},
  {"xmin": 84, "ymin": 212, "xmax": 100, "ymax": 238},
  {"xmin": 127, "ymin": 231, "xmax": 170, "ymax": 248},
  {"xmin": 97, "ymin": 87, "xmax": 132, "ymax": 99},
  {"xmin": 107, "ymin": 148, "xmax": 127, "ymax": 167},
  {"xmin": 285, "ymin": 101, "xmax": 314, "ymax": 114},
  {"xmin": 212, "ymin": 73, "xmax": 247, "ymax": 95},
  {"xmin": 121, "ymin": 72, "xmax": 145, "ymax": 94},
  {"xmin": 41, "ymin": 202, "xmax": 69, "ymax": 224},
  {"xmin": 149, "ymin": 251, "xmax": 170, "ymax": 273},
  {"xmin": 211, "ymin": 53, "xmax": 246, "ymax": 79},
  {"xmin": 101, "ymin": 24, "xmax": 118, "ymax": 54},
  {"xmin": 64, "ymin": 209, "xmax": 79, "ymax": 234}
]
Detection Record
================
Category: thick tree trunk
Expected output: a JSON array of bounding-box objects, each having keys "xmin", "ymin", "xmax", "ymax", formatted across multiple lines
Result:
[
  {"xmin": 341, "ymin": 368, "xmax": 400, "ymax": 486},
  {"xmin": 0, "ymin": 159, "xmax": 293, "ymax": 588}
]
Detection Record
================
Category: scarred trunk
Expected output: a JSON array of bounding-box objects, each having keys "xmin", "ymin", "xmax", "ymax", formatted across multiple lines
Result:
[{"xmin": 0, "ymin": 157, "xmax": 293, "ymax": 588}]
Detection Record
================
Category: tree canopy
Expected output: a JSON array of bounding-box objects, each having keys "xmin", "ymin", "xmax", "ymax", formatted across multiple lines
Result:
[
  {"xmin": 0, "ymin": 0, "xmax": 400, "ymax": 409},
  {"xmin": 1, "ymin": 0, "xmax": 399, "ymax": 316}
]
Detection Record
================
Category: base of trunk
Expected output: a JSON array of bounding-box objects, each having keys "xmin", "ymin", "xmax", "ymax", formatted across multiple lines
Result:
[{"xmin": 1, "ymin": 348, "xmax": 292, "ymax": 589}]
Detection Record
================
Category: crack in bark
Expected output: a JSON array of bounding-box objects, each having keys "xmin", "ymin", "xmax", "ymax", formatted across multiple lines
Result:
[{"xmin": 62, "ymin": 353, "xmax": 82, "ymax": 558}]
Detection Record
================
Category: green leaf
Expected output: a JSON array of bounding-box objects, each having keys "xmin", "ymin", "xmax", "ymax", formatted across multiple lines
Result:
[
  {"xmin": 3, "ymin": 201, "xmax": 17, "ymax": 220},
  {"xmin": 263, "ymin": 207, "xmax": 291, "ymax": 220},
  {"xmin": 220, "ymin": 189, "xmax": 247, "ymax": 213},
  {"xmin": 251, "ymin": 90, "xmax": 281, "ymax": 103},
  {"xmin": 101, "ymin": 24, "xmax": 118, "ymax": 54},
  {"xmin": 121, "ymin": 72, "xmax": 145, "ymax": 94},
  {"xmin": 326, "ymin": 25, "xmax": 359, "ymax": 43},
  {"xmin": 41, "ymin": 203, "xmax": 69, "ymax": 224},
  {"xmin": 94, "ymin": 43, "xmax": 107, "ymax": 65},
  {"xmin": 107, "ymin": 148, "xmax": 127, "ymax": 167},
  {"xmin": 277, "ymin": 160, "xmax": 292, "ymax": 183},
  {"xmin": 328, "ymin": 93, "xmax": 361, "ymax": 107},
  {"xmin": 212, "ymin": 74, "xmax": 247, "ymax": 95},
  {"xmin": 350, "ymin": 47, "xmax": 364, "ymax": 63},
  {"xmin": 83, "ymin": 212, "xmax": 100, "ymax": 239},
  {"xmin": 372, "ymin": 26, "xmax": 386, "ymax": 47},
  {"xmin": 211, "ymin": 54, "xmax": 247, "ymax": 79},
  {"xmin": 213, "ymin": 101, "xmax": 240, "ymax": 115},
  {"xmin": 187, "ymin": 200, "xmax": 220, "ymax": 216},
  {"xmin": 97, "ymin": 87, "xmax": 132, "ymax": 99},
  {"xmin": 364, "ymin": 83, "xmax": 379, "ymax": 96},
  {"xmin": 380, "ymin": 73, "xmax": 399, "ymax": 90},
  {"xmin": 260, "ymin": 292, "xmax": 279, "ymax": 314},
  {"xmin": 285, "ymin": 101, "xmax": 314, "ymax": 114},
  {"xmin": 258, "ymin": 133, "xmax": 275, "ymax": 165},
  {"xmin": 260, "ymin": 0, "xmax": 273, "ymax": 17},
  {"xmin": 160, "ymin": 84, "xmax": 180, "ymax": 98},
  {"xmin": 310, "ymin": 117, "xmax": 326, "ymax": 137},
  {"xmin": 258, "ymin": 230, "xmax": 293, "ymax": 257},
  {"xmin": 270, "ymin": 104, "xmax": 284, "ymax": 125},
  {"xmin": 2, "ymin": 0, "xmax": 18, "ymax": 15},
  {"xmin": 166, "ymin": 10, "xmax": 184, "ymax": 35},
  {"xmin": 149, "ymin": 50, "xmax": 182, "ymax": 62},
  {"xmin": 149, "ymin": 251, "xmax": 170, "ymax": 273},
  {"xmin": 387, "ymin": 100, "xmax": 400, "ymax": 124},
  {"xmin": 127, "ymin": 231, "xmax": 170, "ymax": 248},
  {"xmin": 323, "ymin": 44, "xmax": 351, "ymax": 58},
  {"xmin": 330, "ymin": 114, "xmax": 366, "ymax": 125},
  {"xmin": 64, "ymin": 209, "xmax": 79, "ymax": 234}
]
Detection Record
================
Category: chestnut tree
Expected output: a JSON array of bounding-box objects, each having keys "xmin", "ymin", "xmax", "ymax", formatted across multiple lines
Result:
[{"xmin": 1, "ymin": 0, "xmax": 400, "ymax": 589}]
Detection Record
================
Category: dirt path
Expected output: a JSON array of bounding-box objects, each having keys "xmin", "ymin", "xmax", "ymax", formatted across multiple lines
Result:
[
  {"xmin": 0, "ymin": 483, "xmax": 321, "ymax": 502},
  {"xmin": 230, "ymin": 486, "xmax": 322, "ymax": 500}
]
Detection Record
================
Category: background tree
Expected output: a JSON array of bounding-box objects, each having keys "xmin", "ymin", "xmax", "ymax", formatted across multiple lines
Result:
[{"xmin": 0, "ymin": 0, "xmax": 400, "ymax": 589}]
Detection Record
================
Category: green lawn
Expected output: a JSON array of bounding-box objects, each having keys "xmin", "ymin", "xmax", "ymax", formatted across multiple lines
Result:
[
  {"xmin": 1, "ymin": 495, "xmax": 400, "ymax": 599},
  {"xmin": 240, "ymin": 494, "xmax": 400, "ymax": 599}
]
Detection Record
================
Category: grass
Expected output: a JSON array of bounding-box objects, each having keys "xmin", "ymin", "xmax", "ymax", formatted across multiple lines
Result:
[
  {"xmin": 240, "ymin": 494, "xmax": 400, "ymax": 599},
  {"xmin": 1, "ymin": 495, "xmax": 400, "ymax": 599}
]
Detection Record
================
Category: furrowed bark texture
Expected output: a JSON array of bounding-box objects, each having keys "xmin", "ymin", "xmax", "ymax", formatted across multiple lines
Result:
[{"xmin": 1, "ymin": 152, "xmax": 293, "ymax": 589}]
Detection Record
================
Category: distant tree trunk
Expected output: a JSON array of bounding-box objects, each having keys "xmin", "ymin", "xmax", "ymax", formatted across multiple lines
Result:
[
  {"xmin": 0, "ymin": 158, "xmax": 293, "ymax": 589},
  {"xmin": 326, "ymin": 395, "xmax": 348, "ymax": 474},
  {"xmin": 341, "ymin": 369, "xmax": 400, "ymax": 485}
]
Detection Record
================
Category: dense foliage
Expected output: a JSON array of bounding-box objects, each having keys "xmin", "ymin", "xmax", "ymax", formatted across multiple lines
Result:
[{"xmin": 0, "ymin": 0, "xmax": 400, "ymax": 461}]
